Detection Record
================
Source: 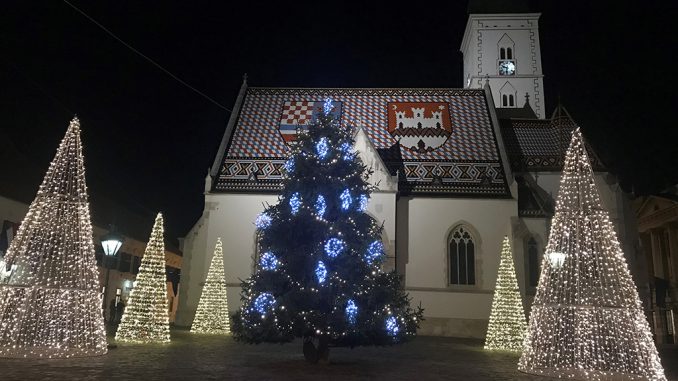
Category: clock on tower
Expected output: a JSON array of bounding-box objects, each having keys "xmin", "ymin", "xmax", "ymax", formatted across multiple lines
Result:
[{"xmin": 499, "ymin": 60, "xmax": 516, "ymax": 76}]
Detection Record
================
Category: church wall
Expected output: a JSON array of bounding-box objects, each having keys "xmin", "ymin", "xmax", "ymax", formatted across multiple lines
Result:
[
  {"xmin": 175, "ymin": 207, "xmax": 210, "ymax": 327},
  {"xmin": 176, "ymin": 193, "xmax": 277, "ymax": 327},
  {"xmin": 529, "ymin": 172, "xmax": 629, "ymax": 233},
  {"xmin": 400, "ymin": 197, "xmax": 517, "ymax": 338},
  {"xmin": 367, "ymin": 191, "xmax": 397, "ymax": 269}
]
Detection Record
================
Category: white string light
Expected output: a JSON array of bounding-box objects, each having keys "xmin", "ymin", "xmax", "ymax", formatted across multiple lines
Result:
[
  {"xmin": 484, "ymin": 236, "xmax": 527, "ymax": 351},
  {"xmin": 519, "ymin": 128, "xmax": 666, "ymax": 380},
  {"xmin": 0, "ymin": 117, "xmax": 107, "ymax": 358},
  {"xmin": 190, "ymin": 238, "xmax": 230, "ymax": 335},
  {"xmin": 115, "ymin": 213, "xmax": 170, "ymax": 344}
]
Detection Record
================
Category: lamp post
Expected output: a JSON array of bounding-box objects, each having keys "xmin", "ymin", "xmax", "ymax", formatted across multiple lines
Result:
[{"xmin": 101, "ymin": 228, "xmax": 123, "ymax": 323}]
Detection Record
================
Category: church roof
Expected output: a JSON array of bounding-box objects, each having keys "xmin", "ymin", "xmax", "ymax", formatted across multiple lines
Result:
[
  {"xmin": 499, "ymin": 104, "xmax": 605, "ymax": 172},
  {"xmin": 212, "ymin": 86, "xmax": 511, "ymax": 197}
]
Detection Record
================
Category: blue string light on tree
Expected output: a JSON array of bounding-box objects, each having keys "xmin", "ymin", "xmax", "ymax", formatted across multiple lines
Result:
[
  {"xmin": 324, "ymin": 238, "xmax": 346, "ymax": 258},
  {"xmin": 346, "ymin": 299, "xmax": 358, "ymax": 325},
  {"xmin": 316, "ymin": 137, "xmax": 329, "ymax": 160},
  {"xmin": 283, "ymin": 158, "xmax": 295, "ymax": 174},
  {"xmin": 340, "ymin": 142, "xmax": 353, "ymax": 160},
  {"xmin": 340, "ymin": 189, "xmax": 352, "ymax": 210},
  {"xmin": 289, "ymin": 192, "xmax": 301, "ymax": 215},
  {"xmin": 365, "ymin": 240, "xmax": 384, "ymax": 265},
  {"xmin": 323, "ymin": 97, "xmax": 333, "ymax": 116},
  {"xmin": 259, "ymin": 251, "xmax": 279, "ymax": 271},
  {"xmin": 254, "ymin": 293, "xmax": 276, "ymax": 315},
  {"xmin": 358, "ymin": 194, "xmax": 369, "ymax": 212},
  {"xmin": 315, "ymin": 261, "xmax": 327, "ymax": 284},
  {"xmin": 315, "ymin": 195, "xmax": 326, "ymax": 218},
  {"xmin": 255, "ymin": 213, "xmax": 272, "ymax": 230},
  {"xmin": 385, "ymin": 316, "xmax": 400, "ymax": 336}
]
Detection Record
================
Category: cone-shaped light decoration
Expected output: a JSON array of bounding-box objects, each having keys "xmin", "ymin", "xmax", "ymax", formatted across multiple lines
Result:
[
  {"xmin": 115, "ymin": 213, "xmax": 170, "ymax": 343},
  {"xmin": 519, "ymin": 128, "xmax": 665, "ymax": 380},
  {"xmin": 190, "ymin": 238, "xmax": 230, "ymax": 334},
  {"xmin": 484, "ymin": 236, "xmax": 527, "ymax": 351},
  {"xmin": 0, "ymin": 117, "xmax": 107, "ymax": 358}
]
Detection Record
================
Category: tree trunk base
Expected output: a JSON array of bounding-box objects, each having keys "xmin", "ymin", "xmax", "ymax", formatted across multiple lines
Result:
[{"xmin": 302, "ymin": 336, "xmax": 330, "ymax": 364}]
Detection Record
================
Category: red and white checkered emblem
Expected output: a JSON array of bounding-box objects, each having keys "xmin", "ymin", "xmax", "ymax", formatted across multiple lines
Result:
[{"xmin": 280, "ymin": 101, "xmax": 315, "ymax": 125}]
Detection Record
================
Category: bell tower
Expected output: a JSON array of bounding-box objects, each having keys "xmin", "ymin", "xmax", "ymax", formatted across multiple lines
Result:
[{"xmin": 460, "ymin": 3, "xmax": 545, "ymax": 118}]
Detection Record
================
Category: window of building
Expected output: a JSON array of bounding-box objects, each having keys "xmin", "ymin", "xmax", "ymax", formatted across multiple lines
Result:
[
  {"xmin": 497, "ymin": 34, "xmax": 516, "ymax": 76},
  {"xmin": 499, "ymin": 81, "xmax": 517, "ymax": 108},
  {"xmin": 449, "ymin": 226, "xmax": 476, "ymax": 285},
  {"xmin": 131, "ymin": 256, "xmax": 141, "ymax": 275},
  {"xmin": 119, "ymin": 253, "xmax": 132, "ymax": 273},
  {"xmin": 527, "ymin": 237, "xmax": 539, "ymax": 287}
]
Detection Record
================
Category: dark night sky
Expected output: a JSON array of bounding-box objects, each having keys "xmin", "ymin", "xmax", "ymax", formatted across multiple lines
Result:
[{"xmin": 1, "ymin": 1, "xmax": 676, "ymax": 240}]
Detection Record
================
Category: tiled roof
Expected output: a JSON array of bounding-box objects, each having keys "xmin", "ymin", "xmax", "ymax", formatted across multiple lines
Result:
[
  {"xmin": 499, "ymin": 105, "xmax": 605, "ymax": 172},
  {"xmin": 213, "ymin": 87, "xmax": 510, "ymax": 197}
]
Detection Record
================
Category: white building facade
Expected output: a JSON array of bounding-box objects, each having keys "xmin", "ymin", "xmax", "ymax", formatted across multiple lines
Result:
[{"xmin": 176, "ymin": 10, "xmax": 640, "ymax": 338}]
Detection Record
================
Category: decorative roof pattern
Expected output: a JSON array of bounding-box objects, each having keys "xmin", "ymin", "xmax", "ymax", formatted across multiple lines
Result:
[
  {"xmin": 499, "ymin": 106, "xmax": 605, "ymax": 172},
  {"xmin": 214, "ymin": 87, "xmax": 510, "ymax": 197}
]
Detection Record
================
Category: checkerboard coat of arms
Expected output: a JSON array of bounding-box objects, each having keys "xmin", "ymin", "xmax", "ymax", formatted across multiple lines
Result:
[
  {"xmin": 387, "ymin": 102, "xmax": 452, "ymax": 153},
  {"xmin": 278, "ymin": 100, "xmax": 342, "ymax": 144}
]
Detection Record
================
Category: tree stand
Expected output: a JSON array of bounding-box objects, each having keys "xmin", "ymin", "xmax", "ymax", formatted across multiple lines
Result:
[{"xmin": 302, "ymin": 336, "xmax": 330, "ymax": 364}]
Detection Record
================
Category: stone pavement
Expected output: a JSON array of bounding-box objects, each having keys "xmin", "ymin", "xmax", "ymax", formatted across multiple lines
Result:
[{"xmin": 0, "ymin": 331, "xmax": 675, "ymax": 380}]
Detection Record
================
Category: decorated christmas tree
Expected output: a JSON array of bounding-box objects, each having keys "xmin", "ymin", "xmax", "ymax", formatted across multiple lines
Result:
[
  {"xmin": 519, "ymin": 128, "xmax": 665, "ymax": 380},
  {"xmin": 0, "ymin": 117, "xmax": 107, "ymax": 358},
  {"xmin": 484, "ymin": 236, "xmax": 527, "ymax": 351},
  {"xmin": 115, "ymin": 213, "xmax": 170, "ymax": 343},
  {"xmin": 190, "ymin": 238, "xmax": 230, "ymax": 334},
  {"xmin": 232, "ymin": 98, "xmax": 422, "ymax": 362}
]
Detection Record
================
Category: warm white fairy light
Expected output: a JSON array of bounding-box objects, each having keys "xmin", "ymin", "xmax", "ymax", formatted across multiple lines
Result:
[
  {"xmin": 484, "ymin": 236, "xmax": 527, "ymax": 352},
  {"xmin": 115, "ymin": 213, "xmax": 170, "ymax": 344},
  {"xmin": 546, "ymin": 251, "xmax": 567, "ymax": 269},
  {"xmin": 519, "ymin": 128, "xmax": 666, "ymax": 380},
  {"xmin": 0, "ymin": 117, "xmax": 107, "ymax": 358},
  {"xmin": 191, "ymin": 238, "xmax": 230, "ymax": 335}
]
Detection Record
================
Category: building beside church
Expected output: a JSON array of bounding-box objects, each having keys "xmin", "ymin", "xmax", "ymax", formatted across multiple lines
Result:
[
  {"xmin": 634, "ymin": 188, "xmax": 678, "ymax": 344},
  {"xmin": 176, "ymin": 7, "xmax": 641, "ymax": 338}
]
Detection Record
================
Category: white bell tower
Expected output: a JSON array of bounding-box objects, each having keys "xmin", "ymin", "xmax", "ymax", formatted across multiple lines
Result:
[{"xmin": 460, "ymin": 10, "xmax": 545, "ymax": 118}]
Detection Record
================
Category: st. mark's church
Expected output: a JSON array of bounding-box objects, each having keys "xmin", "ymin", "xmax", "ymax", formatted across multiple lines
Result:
[{"xmin": 175, "ymin": 7, "xmax": 638, "ymax": 338}]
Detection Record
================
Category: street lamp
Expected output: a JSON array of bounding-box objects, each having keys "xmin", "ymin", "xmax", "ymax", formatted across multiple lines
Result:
[{"xmin": 101, "ymin": 227, "xmax": 123, "ymax": 323}]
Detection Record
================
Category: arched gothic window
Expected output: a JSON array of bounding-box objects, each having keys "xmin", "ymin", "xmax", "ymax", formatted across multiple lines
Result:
[
  {"xmin": 499, "ymin": 81, "xmax": 517, "ymax": 109},
  {"xmin": 500, "ymin": 47, "xmax": 506, "ymax": 60},
  {"xmin": 449, "ymin": 226, "xmax": 476, "ymax": 285},
  {"xmin": 506, "ymin": 47, "xmax": 513, "ymax": 59},
  {"xmin": 527, "ymin": 237, "xmax": 539, "ymax": 287}
]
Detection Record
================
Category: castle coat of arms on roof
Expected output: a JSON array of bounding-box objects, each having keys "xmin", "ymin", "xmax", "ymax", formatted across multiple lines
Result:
[
  {"xmin": 278, "ymin": 100, "xmax": 342, "ymax": 144},
  {"xmin": 387, "ymin": 102, "xmax": 452, "ymax": 153}
]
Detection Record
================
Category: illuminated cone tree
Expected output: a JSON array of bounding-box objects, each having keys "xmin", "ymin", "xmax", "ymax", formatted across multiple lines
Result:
[
  {"xmin": 115, "ymin": 213, "xmax": 170, "ymax": 343},
  {"xmin": 232, "ymin": 99, "xmax": 422, "ymax": 363},
  {"xmin": 519, "ymin": 128, "xmax": 665, "ymax": 380},
  {"xmin": 0, "ymin": 117, "xmax": 107, "ymax": 358},
  {"xmin": 190, "ymin": 238, "xmax": 230, "ymax": 334},
  {"xmin": 484, "ymin": 236, "xmax": 527, "ymax": 351}
]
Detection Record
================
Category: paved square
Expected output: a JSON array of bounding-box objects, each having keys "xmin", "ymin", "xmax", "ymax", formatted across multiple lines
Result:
[{"xmin": 0, "ymin": 331, "xmax": 675, "ymax": 380}]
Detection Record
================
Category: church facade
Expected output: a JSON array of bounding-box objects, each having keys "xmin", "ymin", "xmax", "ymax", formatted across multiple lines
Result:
[{"xmin": 175, "ymin": 11, "xmax": 640, "ymax": 338}]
